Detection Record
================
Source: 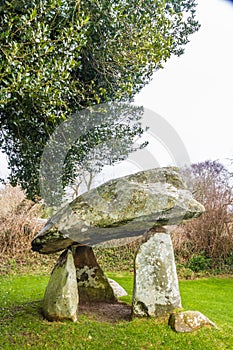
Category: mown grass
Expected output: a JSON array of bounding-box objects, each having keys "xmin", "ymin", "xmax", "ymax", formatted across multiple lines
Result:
[{"xmin": 0, "ymin": 272, "xmax": 232, "ymax": 350}]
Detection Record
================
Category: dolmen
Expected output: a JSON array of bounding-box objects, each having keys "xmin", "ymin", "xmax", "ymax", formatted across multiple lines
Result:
[{"xmin": 32, "ymin": 167, "xmax": 204, "ymax": 322}]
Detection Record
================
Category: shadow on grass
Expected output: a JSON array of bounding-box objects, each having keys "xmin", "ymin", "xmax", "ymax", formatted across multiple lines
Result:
[{"xmin": 0, "ymin": 300, "xmax": 44, "ymax": 322}]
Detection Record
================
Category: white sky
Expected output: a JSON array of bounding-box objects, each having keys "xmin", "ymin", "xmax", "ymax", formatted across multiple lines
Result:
[
  {"xmin": 93, "ymin": 0, "xmax": 233, "ymax": 185},
  {"xmin": 1, "ymin": 0, "xmax": 233, "ymax": 182},
  {"xmin": 135, "ymin": 0, "xmax": 233, "ymax": 167}
]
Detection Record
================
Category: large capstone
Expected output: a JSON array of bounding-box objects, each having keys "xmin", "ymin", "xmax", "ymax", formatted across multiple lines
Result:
[
  {"xmin": 132, "ymin": 227, "xmax": 181, "ymax": 318},
  {"xmin": 43, "ymin": 249, "xmax": 78, "ymax": 322},
  {"xmin": 32, "ymin": 167, "xmax": 204, "ymax": 254},
  {"xmin": 72, "ymin": 245, "xmax": 116, "ymax": 303}
]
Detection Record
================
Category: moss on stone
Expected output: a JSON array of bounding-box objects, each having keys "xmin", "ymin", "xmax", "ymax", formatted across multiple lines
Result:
[
  {"xmin": 97, "ymin": 181, "xmax": 118, "ymax": 202},
  {"xmin": 32, "ymin": 167, "xmax": 205, "ymax": 253}
]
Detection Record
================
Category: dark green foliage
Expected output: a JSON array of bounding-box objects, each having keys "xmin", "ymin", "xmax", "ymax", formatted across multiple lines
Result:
[
  {"xmin": 0, "ymin": 0, "xmax": 200, "ymax": 200},
  {"xmin": 94, "ymin": 240, "xmax": 141, "ymax": 272},
  {"xmin": 186, "ymin": 254, "xmax": 212, "ymax": 272}
]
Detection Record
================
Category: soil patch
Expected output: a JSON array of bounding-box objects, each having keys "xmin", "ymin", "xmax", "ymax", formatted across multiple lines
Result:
[{"xmin": 78, "ymin": 301, "xmax": 132, "ymax": 323}]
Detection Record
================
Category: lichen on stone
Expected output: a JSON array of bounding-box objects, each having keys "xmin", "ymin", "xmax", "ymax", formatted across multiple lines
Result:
[{"xmin": 32, "ymin": 167, "xmax": 205, "ymax": 253}]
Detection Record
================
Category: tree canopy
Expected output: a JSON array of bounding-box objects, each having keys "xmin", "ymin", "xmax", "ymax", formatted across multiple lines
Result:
[{"xmin": 0, "ymin": 0, "xmax": 200, "ymax": 201}]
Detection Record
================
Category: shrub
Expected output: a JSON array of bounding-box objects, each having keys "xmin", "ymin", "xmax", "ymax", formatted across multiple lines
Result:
[
  {"xmin": 94, "ymin": 240, "xmax": 141, "ymax": 272},
  {"xmin": 186, "ymin": 254, "xmax": 212, "ymax": 272},
  {"xmin": 172, "ymin": 161, "xmax": 233, "ymax": 271},
  {"xmin": 176, "ymin": 266, "xmax": 194, "ymax": 280},
  {"xmin": 0, "ymin": 184, "xmax": 43, "ymax": 258}
]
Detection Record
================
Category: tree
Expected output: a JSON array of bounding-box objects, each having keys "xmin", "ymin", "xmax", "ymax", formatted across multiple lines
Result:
[
  {"xmin": 0, "ymin": 0, "xmax": 200, "ymax": 201},
  {"xmin": 37, "ymin": 102, "xmax": 148, "ymax": 206},
  {"xmin": 65, "ymin": 107, "xmax": 148, "ymax": 200},
  {"xmin": 172, "ymin": 160, "xmax": 233, "ymax": 268}
]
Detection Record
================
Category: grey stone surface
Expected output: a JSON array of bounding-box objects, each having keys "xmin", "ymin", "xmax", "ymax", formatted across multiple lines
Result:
[
  {"xmin": 108, "ymin": 279, "xmax": 128, "ymax": 298},
  {"xmin": 132, "ymin": 228, "xmax": 181, "ymax": 317},
  {"xmin": 43, "ymin": 249, "xmax": 78, "ymax": 322},
  {"xmin": 32, "ymin": 167, "xmax": 204, "ymax": 254},
  {"xmin": 72, "ymin": 245, "xmax": 116, "ymax": 303},
  {"xmin": 169, "ymin": 311, "xmax": 218, "ymax": 332}
]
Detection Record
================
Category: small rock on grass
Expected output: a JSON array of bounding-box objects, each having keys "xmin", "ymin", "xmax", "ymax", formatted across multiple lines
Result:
[
  {"xmin": 169, "ymin": 310, "xmax": 218, "ymax": 333},
  {"xmin": 108, "ymin": 278, "xmax": 128, "ymax": 297}
]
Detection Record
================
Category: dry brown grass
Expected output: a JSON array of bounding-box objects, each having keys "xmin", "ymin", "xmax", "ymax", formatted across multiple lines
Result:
[
  {"xmin": 171, "ymin": 219, "xmax": 233, "ymax": 265},
  {"xmin": 172, "ymin": 161, "xmax": 233, "ymax": 268},
  {"xmin": 0, "ymin": 185, "xmax": 57, "ymax": 274},
  {"xmin": 0, "ymin": 185, "xmax": 42, "ymax": 256}
]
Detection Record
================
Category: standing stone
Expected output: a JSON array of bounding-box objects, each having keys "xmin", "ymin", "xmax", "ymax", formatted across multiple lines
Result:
[
  {"xmin": 43, "ymin": 249, "xmax": 78, "ymax": 322},
  {"xmin": 132, "ymin": 228, "xmax": 181, "ymax": 317},
  {"xmin": 72, "ymin": 245, "xmax": 116, "ymax": 303}
]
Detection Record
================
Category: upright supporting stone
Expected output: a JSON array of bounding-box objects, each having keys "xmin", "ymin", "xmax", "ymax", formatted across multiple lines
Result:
[
  {"xmin": 132, "ymin": 228, "xmax": 181, "ymax": 317},
  {"xmin": 72, "ymin": 245, "xmax": 116, "ymax": 303},
  {"xmin": 43, "ymin": 249, "xmax": 78, "ymax": 322}
]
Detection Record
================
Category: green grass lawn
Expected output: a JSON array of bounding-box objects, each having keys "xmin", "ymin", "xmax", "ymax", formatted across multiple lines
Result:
[{"xmin": 0, "ymin": 272, "xmax": 232, "ymax": 350}]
